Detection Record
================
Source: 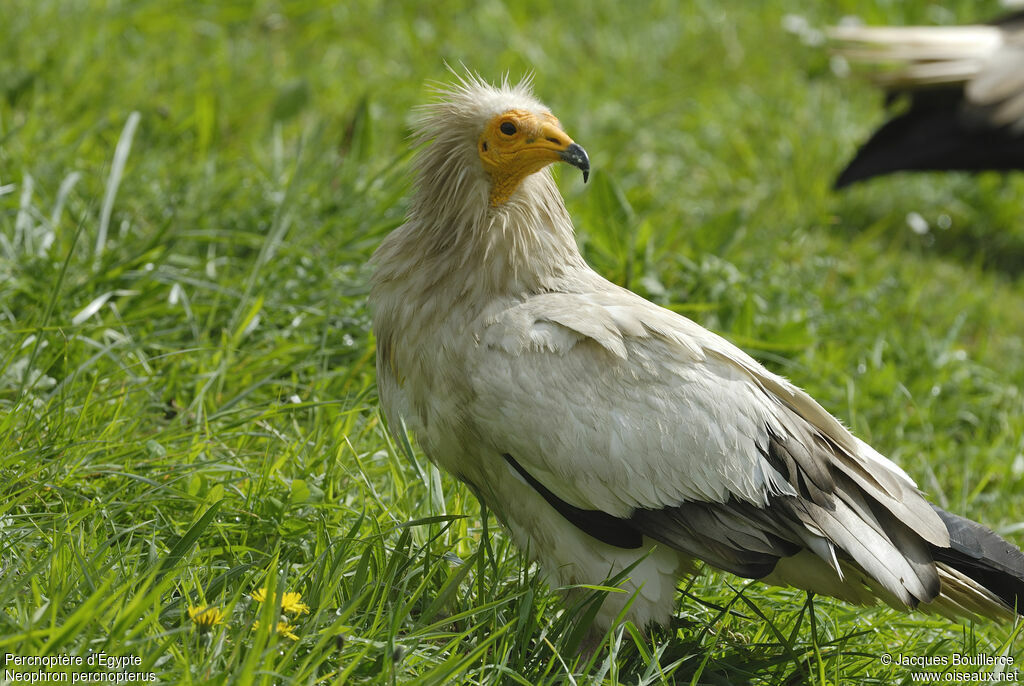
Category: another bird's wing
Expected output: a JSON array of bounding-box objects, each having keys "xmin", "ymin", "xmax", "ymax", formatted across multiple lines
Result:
[
  {"xmin": 828, "ymin": 17, "xmax": 1024, "ymax": 186},
  {"xmin": 467, "ymin": 286, "xmax": 950, "ymax": 600},
  {"xmin": 830, "ymin": 15, "xmax": 1024, "ymax": 130},
  {"xmin": 964, "ymin": 40, "xmax": 1024, "ymax": 131}
]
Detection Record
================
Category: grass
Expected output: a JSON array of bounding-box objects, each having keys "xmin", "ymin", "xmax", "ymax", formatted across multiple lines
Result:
[{"xmin": 2, "ymin": 0, "xmax": 1023, "ymax": 683}]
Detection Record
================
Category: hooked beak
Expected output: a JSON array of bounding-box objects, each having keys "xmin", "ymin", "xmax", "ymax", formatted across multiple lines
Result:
[
  {"xmin": 481, "ymin": 112, "xmax": 592, "ymax": 206},
  {"xmin": 559, "ymin": 143, "xmax": 590, "ymax": 183}
]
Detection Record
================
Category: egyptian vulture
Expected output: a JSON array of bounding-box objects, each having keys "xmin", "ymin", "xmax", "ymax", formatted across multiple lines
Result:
[
  {"xmin": 370, "ymin": 74, "xmax": 1024, "ymax": 635},
  {"xmin": 831, "ymin": 11, "xmax": 1024, "ymax": 188}
]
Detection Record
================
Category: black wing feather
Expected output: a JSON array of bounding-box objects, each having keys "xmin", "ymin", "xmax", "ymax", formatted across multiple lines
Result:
[{"xmin": 931, "ymin": 505, "xmax": 1024, "ymax": 613}]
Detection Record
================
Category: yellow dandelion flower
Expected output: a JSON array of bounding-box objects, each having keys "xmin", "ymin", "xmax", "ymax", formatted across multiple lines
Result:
[
  {"xmin": 251, "ymin": 587, "xmax": 309, "ymax": 615},
  {"xmin": 280, "ymin": 592, "xmax": 309, "ymax": 616},
  {"xmin": 254, "ymin": 619, "xmax": 299, "ymax": 641},
  {"xmin": 276, "ymin": 621, "xmax": 299, "ymax": 641},
  {"xmin": 188, "ymin": 605, "xmax": 225, "ymax": 629}
]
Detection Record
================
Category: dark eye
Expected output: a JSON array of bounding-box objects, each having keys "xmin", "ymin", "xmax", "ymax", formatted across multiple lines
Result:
[{"xmin": 500, "ymin": 121, "xmax": 517, "ymax": 136}]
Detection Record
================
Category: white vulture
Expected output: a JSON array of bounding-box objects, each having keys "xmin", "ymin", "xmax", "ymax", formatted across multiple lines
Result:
[
  {"xmin": 370, "ymin": 73, "xmax": 1024, "ymax": 634},
  {"xmin": 831, "ymin": 11, "xmax": 1024, "ymax": 188}
]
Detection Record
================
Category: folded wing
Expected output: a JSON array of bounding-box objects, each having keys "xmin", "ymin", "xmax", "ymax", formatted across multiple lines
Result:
[{"xmin": 468, "ymin": 285, "xmax": 951, "ymax": 607}]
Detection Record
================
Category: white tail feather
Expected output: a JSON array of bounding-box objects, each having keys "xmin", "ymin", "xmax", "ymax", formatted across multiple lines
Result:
[
  {"xmin": 829, "ymin": 24, "xmax": 1005, "ymax": 88},
  {"xmin": 924, "ymin": 564, "xmax": 1015, "ymax": 622}
]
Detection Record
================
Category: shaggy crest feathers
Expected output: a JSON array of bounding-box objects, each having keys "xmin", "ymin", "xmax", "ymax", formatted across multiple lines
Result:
[
  {"xmin": 374, "ymin": 72, "xmax": 585, "ymax": 298},
  {"xmin": 409, "ymin": 72, "xmax": 546, "ymax": 225},
  {"xmin": 413, "ymin": 70, "xmax": 542, "ymax": 145}
]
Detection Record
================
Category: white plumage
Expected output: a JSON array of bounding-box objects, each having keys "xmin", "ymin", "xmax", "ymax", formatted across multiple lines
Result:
[{"xmin": 370, "ymin": 73, "xmax": 1024, "ymax": 634}]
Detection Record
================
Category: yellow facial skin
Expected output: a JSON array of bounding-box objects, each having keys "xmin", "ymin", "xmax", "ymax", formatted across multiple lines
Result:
[{"xmin": 478, "ymin": 109, "xmax": 582, "ymax": 206}]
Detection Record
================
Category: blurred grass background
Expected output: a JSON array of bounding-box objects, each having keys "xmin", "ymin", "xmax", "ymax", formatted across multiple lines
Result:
[{"xmin": 2, "ymin": 0, "xmax": 1023, "ymax": 683}]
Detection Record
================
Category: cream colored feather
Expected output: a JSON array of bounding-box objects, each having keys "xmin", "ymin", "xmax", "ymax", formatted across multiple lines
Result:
[
  {"xmin": 370, "ymin": 73, "xmax": 1024, "ymax": 633},
  {"xmin": 830, "ymin": 19, "xmax": 1024, "ymax": 129}
]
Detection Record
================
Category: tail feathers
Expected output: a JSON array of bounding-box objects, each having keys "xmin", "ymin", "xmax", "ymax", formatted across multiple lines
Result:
[
  {"xmin": 930, "ymin": 505, "xmax": 1024, "ymax": 617},
  {"xmin": 926, "ymin": 564, "xmax": 1014, "ymax": 622}
]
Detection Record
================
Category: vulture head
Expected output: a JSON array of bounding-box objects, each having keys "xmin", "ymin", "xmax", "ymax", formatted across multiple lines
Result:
[
  {"xmin": 380, "ymin": 73, "xmax": 594, "ymax": 296},
  {"xmin": 408, "ymin": 74, "xmax": 589, "ymax": 222}
]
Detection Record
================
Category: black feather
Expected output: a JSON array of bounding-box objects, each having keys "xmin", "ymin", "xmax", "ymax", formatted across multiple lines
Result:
[
  {"xmin": 629, "ymin": 498, "xmax": 801, "ymax": 578},
  {"xmin": 834, "ymin": 88, "xmax": 1024, "ymax": 189},
  {"xmin": 502, "ymin": 454, "xmax": 643, "ymax": 549},
  {"xmin": 760, "ymin": 428, "xmax": 836, "ymax": 510},
  {"xmin": 503, "ymin": 453, "xmax": 799, "ymax": 578},
  {"xmin": 931, "ymin": 505, "xmax": 1024, "ymax": 615}
]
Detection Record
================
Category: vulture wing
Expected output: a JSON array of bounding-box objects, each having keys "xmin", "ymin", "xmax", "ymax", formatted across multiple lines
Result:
[{"xmin": 467, "ymin": 284, "xmax": 952, "ymax": 606}]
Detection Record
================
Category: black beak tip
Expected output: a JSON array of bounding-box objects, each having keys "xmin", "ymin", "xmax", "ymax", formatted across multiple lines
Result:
[{"xmin": 560, "ymin": 143, "xmax": 590, "ymax": 184}]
